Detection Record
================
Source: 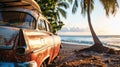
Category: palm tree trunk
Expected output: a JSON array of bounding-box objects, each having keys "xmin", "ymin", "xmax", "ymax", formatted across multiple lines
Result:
[{"xmin": 87, "ymin": 0, "xmax": 103, "ymax": 46}]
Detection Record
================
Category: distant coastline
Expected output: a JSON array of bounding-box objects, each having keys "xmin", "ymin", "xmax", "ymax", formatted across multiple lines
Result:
[
  {"xmin": 59, "ymin": 35, "xmax": 120, "ymax": 37},
  {"xmin": 60, "ymin": 35, "xmax": 120, "ymax": 50}
]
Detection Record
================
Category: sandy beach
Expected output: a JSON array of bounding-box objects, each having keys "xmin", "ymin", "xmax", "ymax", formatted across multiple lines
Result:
[{"xmin": 49, "ymin": 43, "xmax": 120, "ymax": 67}]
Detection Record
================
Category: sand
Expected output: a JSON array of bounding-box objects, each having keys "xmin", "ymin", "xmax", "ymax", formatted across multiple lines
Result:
[{"xmin": 48, "ymin": 43, "xmax": 120, "ymax": 67}]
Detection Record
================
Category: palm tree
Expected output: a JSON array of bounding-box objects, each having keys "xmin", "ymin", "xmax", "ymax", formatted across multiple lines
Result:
[
  {"xmin": 86, "ymin": 0, "xmax": 104, "ymax": 52},
  {"xmin": 35, "ymin": 0, "xmax": 69, "ymax": 34},
  {"xmin": 51, "ymin": 0, "xmax": 69, "ymax": 34},
  {"xmin": 69, "ymin": 0, "xmax": 119, "ymax": 52},
  {"xmin": 55, "ymin": 1, "xmax": 69, "ymax": 20},
  {"xmin": 100, "ymin": 0, "xmax": 119, "ymax": 16}
]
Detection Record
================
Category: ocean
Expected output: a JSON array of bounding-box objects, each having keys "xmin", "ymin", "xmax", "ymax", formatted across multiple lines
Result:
[{"xmin": 60, "ymin": 35, "xmax": 120, "ymax": 50}]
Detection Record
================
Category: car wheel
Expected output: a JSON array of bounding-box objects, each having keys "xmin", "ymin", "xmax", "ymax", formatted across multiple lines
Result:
[
  {"xmin": 60, "ymin": 44, "xmax": 63, "ymax": 48},
  {"xmin": 40, "ymin": 62, "xmax": 47, "ymax": 67}
]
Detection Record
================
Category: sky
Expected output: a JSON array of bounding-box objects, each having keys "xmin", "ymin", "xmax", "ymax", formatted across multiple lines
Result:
[{"xmin": 57, "ymin": 0, "xmax": 120, "ymax": 35}]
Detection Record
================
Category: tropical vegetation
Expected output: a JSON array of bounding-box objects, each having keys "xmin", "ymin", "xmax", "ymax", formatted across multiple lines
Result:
[
  {"xmin": 35, "ymin": 0, "xmax": 119, "ymax": 52},
  {"xmin": 35, "ymin": 0, "xmax": 69, "ymax": 34},
  {"xmin": 69, "ymin": 0, "xmax": 119, "ymax": 52}
]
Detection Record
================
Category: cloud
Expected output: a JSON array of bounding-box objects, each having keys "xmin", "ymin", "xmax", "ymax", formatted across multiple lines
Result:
[{"xmin": 58, "ymin": 26, "xmax": 87, "ymax": 32}]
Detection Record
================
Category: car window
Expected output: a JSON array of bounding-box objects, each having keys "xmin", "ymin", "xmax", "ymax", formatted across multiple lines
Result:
[
  {"xmin": 45, "ymin": 21, "xmax": 50, "ymax": 32},
  {"xmin": 38, "ymin": 20, "xmax": 46, "ymax": 31},
  {"xmin": 0, "ymin": 11, "xmax": 36, "ymax": 29}
]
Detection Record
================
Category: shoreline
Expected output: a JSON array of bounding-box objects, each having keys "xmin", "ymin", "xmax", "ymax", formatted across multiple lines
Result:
[
  {"xmin": 62, "ymin": 42, "xmax": 120, "ymax": 50},
  {"xmin": 60, "ymin": 35, "xmax": 120, "ymax": 51},
  {"xmin": 50, "ymin": 43, "xmax": 120, "ymax": 67},
  {"xmin": 61, "ymin": 43, "xmax": 89, "ymax": 52}
]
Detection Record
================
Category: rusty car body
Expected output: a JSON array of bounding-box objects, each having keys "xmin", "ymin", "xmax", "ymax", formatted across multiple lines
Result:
[{"xmin": 0, "ymin": 0, "xmax": 61, "ymax": 67}]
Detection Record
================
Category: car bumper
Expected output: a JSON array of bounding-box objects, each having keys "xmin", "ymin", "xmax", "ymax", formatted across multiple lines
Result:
[{"xmin": 0, "ymin": 61, "xmax": 37, "ymax": 67}]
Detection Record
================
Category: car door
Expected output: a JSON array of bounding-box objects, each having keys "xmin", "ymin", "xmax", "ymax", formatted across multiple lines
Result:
[
  {"xmin": 37, "ymin": 18, "xmax": 55, "ymax": 63},
  {"xmin": 43, "ymin": 20, "xmax": 61, "ymax": 60},
  {"xmin": 24, "ymin": 17, "xmax": 55, "ymax": 66}
]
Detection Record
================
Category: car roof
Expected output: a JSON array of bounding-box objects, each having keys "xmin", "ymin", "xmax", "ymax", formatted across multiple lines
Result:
[
  {"xmin": 0, "ymin": 0, "xmax": 41, "ymax": 13},
  {"xmin": 0, "ymin": 0, "xmax": 50, "ymax": 24}
]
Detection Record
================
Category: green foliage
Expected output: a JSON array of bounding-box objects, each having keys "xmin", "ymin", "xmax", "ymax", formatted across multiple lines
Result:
[
  {"xmin": 74, "ymin": 0, "xmax": 94, "ymax": 16},
  {"xmin": 50, "ymin": 21, "xmax": 64, "ymax": 34},
  {"xmin": 69, "ymin": 0, "xmax": 118, "ymax": 16},
  {"xmin": 57, "ymin": 2, "xmax": 69, "ymax": 9},
  {"xmin": 57, "ymin": 8, "xmax": 67, "ymax": 18},
  {"xmin": 72, "ymin": 0, "xmax": 78, "ymax": 14},
  {"xmin": 67, "ymin": 0, "xmax": 119, "ymax": 51},
  {"xmin": 36, "ymin": 0, "xmax": 69, "ymax": 34}
]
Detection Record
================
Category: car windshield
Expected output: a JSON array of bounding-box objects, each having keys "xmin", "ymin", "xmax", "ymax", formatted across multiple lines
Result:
[{"xmin": 0, "ymin": 11, "xmax": 36, "ymax": 29}]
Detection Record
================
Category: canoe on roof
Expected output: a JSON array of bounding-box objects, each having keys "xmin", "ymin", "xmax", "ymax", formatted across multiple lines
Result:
[{"xmin": 0, "ymin": 0, "xmax": 41, "ymax": 12}]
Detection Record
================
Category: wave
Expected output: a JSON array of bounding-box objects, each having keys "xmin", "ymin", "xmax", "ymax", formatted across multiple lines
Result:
[
  {"xmin": 62, "ymin": 40, "xmax": 120, "ymax": 50},
  {"xmin": 62, "ymin": 40, "xmax": 93, "ymax": 45}
]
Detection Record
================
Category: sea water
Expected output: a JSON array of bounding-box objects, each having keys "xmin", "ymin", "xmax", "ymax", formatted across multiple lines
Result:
[{"xmin": 60, "ymin": 35, "xmax": 120, "ymax": 50}]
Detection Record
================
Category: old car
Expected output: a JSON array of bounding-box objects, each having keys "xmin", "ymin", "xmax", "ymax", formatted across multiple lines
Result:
[{"xmin": 0, "ymin": 0, "xmax": 61, "ymax": 67}]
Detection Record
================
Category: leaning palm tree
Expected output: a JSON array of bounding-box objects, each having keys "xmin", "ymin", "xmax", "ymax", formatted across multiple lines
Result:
[
  {"xmin": 70, "ymin": 0, "xmax": 119, "ymax": 52},
  {"xmin": 85, "ymin": 0, "xmax": 104, "ymax": 52}
]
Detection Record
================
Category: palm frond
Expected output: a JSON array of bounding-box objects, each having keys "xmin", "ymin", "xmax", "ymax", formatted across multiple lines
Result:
[
  {"xmin": 80, "ymin": 0, "xmax": 94, "ymax": 16},
  {"xmin": 57, "ymin": 8, "xmax": 67, "ymax": 18},
  {"xmin": 100, "ymin": 0, "xmax": 119, "ymax": 16},
  {"xmin": 68, "ymin": 0, "xmax": 73, "ymax": 4},
  {"xmin": 57, "ymin": 2, "xmax": 69, "ymax": 9},
  {"xmin": 56, "ymin": 10, "xmax": 60, "ymax": 20},
  {"xmin": 90, "ymin": 0, "xmax": 94, "ymax": 13},
  {"xmin": 72, "ymin": 0, "xmax": 78, "ymax": 14},
  {"xmin": 80, "ymin": 0, "xmax": 87, "ymax": 16}
]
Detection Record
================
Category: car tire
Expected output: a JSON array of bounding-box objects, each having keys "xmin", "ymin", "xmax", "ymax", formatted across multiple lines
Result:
[
  {"xmin": 40, "ymin": 62, "xmax": 47, "ymax": 67},
  {"xmin": 60, "ymin": 44, "xmax": 63, "ymax": 48}
]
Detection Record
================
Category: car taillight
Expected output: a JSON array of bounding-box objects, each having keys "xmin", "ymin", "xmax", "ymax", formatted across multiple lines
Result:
[
  {"xmin": 15, "ymin": 46, "xmax": 31, "ymax": 62},
  {"xmin": 16, "ymin": 46, "xmax": 26, "ymax": 55},
  {"xmin": 16, "ymin": 29, "xmax": 27, "ymax": 55}
]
